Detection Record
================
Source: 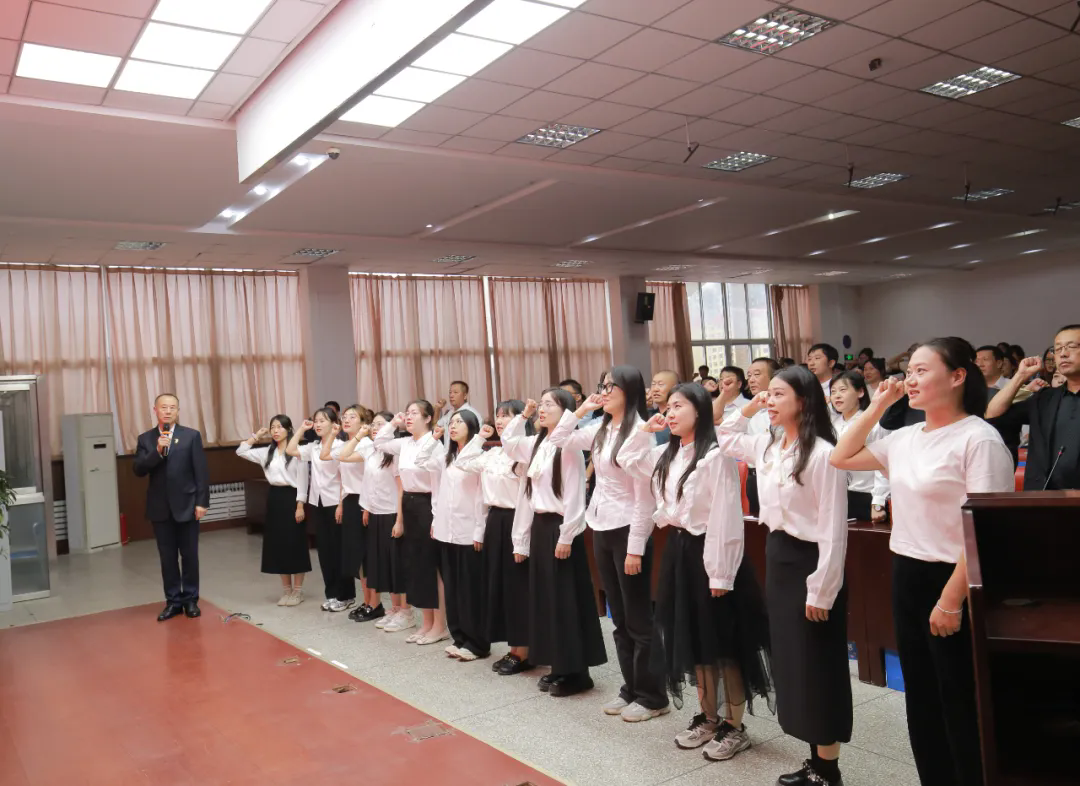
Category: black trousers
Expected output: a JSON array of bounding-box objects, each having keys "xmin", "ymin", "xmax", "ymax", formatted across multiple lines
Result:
[
  {"xmin": 312, "ymin": 502, "xmax": 355, "ymax": 601},
  {"xmin": 442, "ymin": 542, "xmax": 490, "ymax": 656},
  {"xmin": 152, "ymin": 517, "xmax": 199, "ymax": 605},
  {"xmin": 892, "ymin": 555, "xmax": 983, "ymax": 786},
  {"xmin": 746, "ymin": 467, "xmax": 760, "ymax": 517},
  {"xmin": 593, "ymin": 526, "xmax": 668, "ymax": 710}
]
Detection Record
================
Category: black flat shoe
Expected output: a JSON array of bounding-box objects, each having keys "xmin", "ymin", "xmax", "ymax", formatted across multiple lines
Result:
[
  {"xmin": 491, "ymin": 653, "xmax": 512, "ymax": 673},
  {"xmin": 348, "ymin": 604, "xmax": 370, "ymax": 621},
  {"xmin": 777, "ymin": 760, "xmax": 843, "ymax": 786},
  {"xmin": 183, "ymin": 601, "xmax": 201, "ymax": 618},
  {"xmin": 157, "ymin": 605, "xmax": 182, "ymax": 622},
  {"xmin": 497, "ymin": 655, "xmax": 535, "ymax": 676},
  {"xmin": 537, "ymin": 674, "xmax": 556, "ymax": 692},
  {"xmin": 550, "ymin": 673, "xmax": 594, "ymax": 698},
  {"xmin": 356, "ymin": 603, "xmax": 385, "ymax": 622}
]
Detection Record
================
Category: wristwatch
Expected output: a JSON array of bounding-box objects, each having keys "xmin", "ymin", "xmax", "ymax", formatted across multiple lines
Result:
[{"xmin": 872, "ymin": 504, "xmax": 885, "ymax": 514}]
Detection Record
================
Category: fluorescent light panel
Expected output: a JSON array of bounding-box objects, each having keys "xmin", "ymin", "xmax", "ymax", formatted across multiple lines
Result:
[
  {"xmin": 704, "ymin": 152, "xmax": 775, "ymax": 172},
  {"xmin": 814, "ymin": 270, "xmax": 848, "ymax": 277},
  {"xmin": 412, "ymin": 33, "xmax": 512, "ymax": 76},
  {"xmin": 718, "ymin": 6, "xmax": 836, "ymax": 55},
  {"xmin": 847, "ymin": 172, "xmax": 907, "ymax": 189},
  {"xmin": 921, "ymin": 66, "xmax": 1020, "ymax": 99},
  {"xmin": 954, "ymin": 187, "xmax": 1013, "ymax": 201},
  {"xmin": 341, "ymin": 94, "xmax": 426, "ymax": 126},
  {"xmin": 1005, "ymin": 229, "xmax": 1045, "ymax": 238},
  {"xmin": 1020, "ymin": 249, "xmax": 1044, "ymax": 255},
  {"xmin": 114, "ymin": 241, "xmax": 166, "ymax": 251},
  {"xmin": 1064, "ymin": 117, "xmax": 1080, "ymax": 129},
  {"xmin": 131, "ymin": 22, "xmax": 241, "ymax": 70},
  {"xmin": 151, "ymin": 0, "xmax": 274, "ymax": 35},
  {"xmin": 293, "ymin": 249, "xmax": 339, "ymax": 258},
  {"xmin": 555, "ymin": 260, "xmax": 590, "ymax": 267},
  {"xmin": 655, "ymin": 264, "xmax": 692, "ymax": 271},
  {"xmin": 374, "ymin": 67, "xmax": 466, "ymax": 103},
  {"xmin": 16, "ymin": 43, "xmax": 120, "ymax": 88},
  {"xmin": 115, "ymin": 60, "xmax": 215, "ymax": 99},
  {"xmin": 434, "ymin": 255, "xmax": 477, "ymax": 263},
  {"xmin": 517, "ymin": 123, "xmax": 600, "ymax": 148},
  {"xmin": 457, "ymin": 0, "xmax": 570, "ymax": 45}
]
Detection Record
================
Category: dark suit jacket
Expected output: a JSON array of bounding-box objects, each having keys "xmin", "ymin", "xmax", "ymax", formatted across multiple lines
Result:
[
  {"xmin": 996, "ymin": 387, "xmax": 1080, "ymax": 490},
  {"xmin": 133, "ymin": 424, "xmax": 210, "ymax": 523}
]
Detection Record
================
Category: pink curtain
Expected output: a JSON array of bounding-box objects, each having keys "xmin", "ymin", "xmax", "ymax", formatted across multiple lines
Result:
[
  {"xmin": 0, "ymin": 264, "xmax": 109, "ymax": 455},
  {"xmin": 647, "ymin": 281, "xmax": 694, "ymax": 381},
  {"xmin": 488, "ymin": 277, "xmax": 611, "ymax": 401},
  {"xmin": 106, "ymin": 269, "xmax": 306, "ymax": 452},
  {"xmin": 351, "ymin": 275, "xmax": 492, "ymax": 416},
  {"xmin": 771, "ymin": 285, "xmax": 814, "ymax": 362}
]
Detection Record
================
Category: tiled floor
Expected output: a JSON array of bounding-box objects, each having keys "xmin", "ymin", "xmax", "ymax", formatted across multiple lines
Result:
[{"xmin": 2, "ymin": 529, "xmax": 919, "ymax": 786}]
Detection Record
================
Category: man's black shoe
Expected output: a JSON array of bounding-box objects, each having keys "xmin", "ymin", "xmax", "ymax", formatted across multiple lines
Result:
[
  {"xmin": 157, "ymin": 605, "xmax": 182, "ymax": 622},
  {"xmin": 183, "ymin": 601, "xmax": 201, "ymax": 618}
]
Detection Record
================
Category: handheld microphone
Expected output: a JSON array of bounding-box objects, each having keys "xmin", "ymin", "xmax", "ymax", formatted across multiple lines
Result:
[
  {"xmin": 163, "ymin": 423, "xmax": 173, "ymax": 457},
  {"xmin": 1042, "ymin": 446, "xmax": 1065, "ymax": 491}
]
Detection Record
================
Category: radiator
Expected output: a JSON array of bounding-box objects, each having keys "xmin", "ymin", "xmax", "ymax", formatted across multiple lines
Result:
[{"xmin": 54, "ymin": 500, "xmax": 67, "ymax": 540}]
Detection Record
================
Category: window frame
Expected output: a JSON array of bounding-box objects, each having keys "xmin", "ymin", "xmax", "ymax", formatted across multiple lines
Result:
[{"xmin": 685, "ymin": 282, "xmax": 775, "ymax": 372}]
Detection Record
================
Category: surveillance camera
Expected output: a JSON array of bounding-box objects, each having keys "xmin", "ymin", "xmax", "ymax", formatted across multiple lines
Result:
[
  {"xmin": 868, "ymin": 57, "xmax": 883, "ymax": 72},
  {"xmin": 327, "ymin": 147, "xmax": 341, "ymax": 160}
]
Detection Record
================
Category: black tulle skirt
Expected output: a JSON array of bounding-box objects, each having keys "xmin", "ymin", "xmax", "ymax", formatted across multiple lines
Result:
[
  {"xmin": 340, "ymin": 494, "xmax": 366, "ymax": 579},
  {"xmin": 650, "ymin": 526, "xmax": 774, "ymax": 715}
]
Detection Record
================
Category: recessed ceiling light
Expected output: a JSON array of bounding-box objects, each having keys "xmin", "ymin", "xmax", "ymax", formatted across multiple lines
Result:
[
  {"xmin": 114, "ymin": 60, "xmax": 215, "ymax": 99},
  {"xmin": 293, "ymin": 248, "xmax": 340, "ymax": 258},
  {"xmin": 888, "ymin": 273, "xmax": 912, "ymax": 279},
  {"xmin": 718, "ymin": 7, "xmax": 836, "ymax": 55},
  {"xmin": 861, "ymin": 236, "xmax": 888, "ymax": 244},
  {"xmin": 950, "ymin": 243, "xmax": 972, "ymax": 250},
  {"xmin": 1020, "ymin": 249, "xmax": 1044, "ymax": 255},
  {"xmin": 412, "ymin": 33, "xmax": 513, "ymax": 77},
  {"xmin": 151, "ymin": 0, "xmax": 273, "ymax": 35},
  {"xmin": 375, "ymin": 67, "xmax": 466, "ymax": 103},
  {"xmin": 114, "ymin": 241, "xmax": 166, "ymax": 251},
  {"xmin": 921, "ymin": 66, "xmax": 1020, "ymax": 99},
  {"xmin": 655, "ymin": 264, "xmax": 693, "ymax": 271},
  {"xmin": 894, "ymin": 255, "xmax": 910, "ymax": 260},
  {"xmin": 954, "ymin": 187, "xmax": 1013, "ymax": 201},
  {"xmin": 814, "ymin": 270, "xmax": 848, "ymax": 277},
  {"xmin": 221, "ymin": 209, "xmax": 236, "ymax": 218},
  {"xmin": 252, "ymin": 185, "xmax": 269, "ymax": 196},
  {"xmin": 827, "ymin": 210, "xmax": 858, "ymax": 220},
  {"xmin": 704, "ymin": 151, "xmax": 776, "ymax": 172},
  {"xmin": 1005, "ymin": 229, "xmax": 1045, "ymax": 238},
  {"xmin": 847, "ymin": 172, "xmax": 907, "ymax": 189},
  {"xmin": 929, "ymin": 222, "xmax": 957, "ymax": 229},
  {"xmin": 341, "ymin": 94, "xmax": 426, "ymax": 127},
  {"xmin": 16, "ymin": 43, "xmax": 120, "ymax": 88},
  {"xmin": 131, "ymin": 22, "xmax": 241, "ymax": 70},
  {"xmin": 555, "ymin": 260, "xmax": 590, "ymax": 268},
  {"xmin": 291, "ymin": 155, "xmax": 310, "ymax": 166},
  {"xmin": 517, "ymin": 123, "xmax": 601, "ymax": 148},
  {"xmin": 425, "ymin": 224, "xmax": 434, "ymax": 229},
  {"xmin": 457, "ymin": 0, "xmax": 570, "ymax": 46},
  {"xmin": 807, "ymin": 250, "xmax": 826, "ymax": 256},
  {"xmin": 1063, "ymin": 117, "xmax": 1080, "ymax": 129},
  {"xmin": 433, "ymin": 255, "xmax": 477, "ymax": 264},
  {"xmin": 968, "ymin": 260, "xmax": 981, "ymax": 264}
]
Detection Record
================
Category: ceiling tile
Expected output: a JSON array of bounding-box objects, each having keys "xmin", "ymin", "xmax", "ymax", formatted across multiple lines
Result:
[
  {"xmin": 459, "ymin": 114, "xmax": 543, "ymax": 142},
  {"xmin": 400, "ymin": 105, "xmax": 488, "ymax": 135},
  {"xmin": 998, "ymin": 36, "xmax": 1080, "ymax": 76},
  {"xmin": 250, "ymin": 0, "xmax": 322, "ymax": 43},
  {"xmin": 569, "ymin": 130, "xmax": 649, "ymax": 154},
  {"xmin": 476, "ymin": 48, "xmax": 582, "ymax": 89},
  {"xmin": 0, "ymin": 74, "xmax": 9, "ymax": 93},
  {"xmin": 222, "ymin": 37, "xmax": 287, "ymax": 77},
  {"xmin": 884, "ymin": 129, "xmax": 972, "ymax": 156},
  {"xmin": 492, "ymin": 142, "xmax": 555, "ymax": 160},
  {"xmin": 876, "ymin": 53, "xmax": 982, "ymax": 90},
  {"xmin": 952, "ymin": 19, "xmax": 1064, "ymax": 65},
  {"xmin": 593, "ymin": 28, "xmax": 703, "ymax": 72},
  {"xmin": 0, "ymin": 38, "xmax": 16, "ymax": 75},
  {"xmin": 994, "ymin": 0, "xmax": 1067, "ymax": 12},
  {"xmin": 718, "ymin": 58, "xmax": 816, "ymax": 93},
  {"xmin": 198, "ymin": 73, "xmax": 255, "ymax": 105},
  {"xmin": 611, "ymin": 109, "xmax": 686, "ymax": 137},
  {"xmin": 1038, "ymin": 3, "xmax": 1080, "ymax": 28},
  {"xmin": 188, "ymin": 101, "xmax": 231, "ymax": 120},
  {"xmin": 102, "ymin": 90, "xmax": 191, "ymax": 114},
  {"xmin": 814, "ymin": 81, "xmax": 909, "ymax": 113},
  {"xmin": 578, "ymin": 0, "xmax": 693, "ymax": 25},
  {"xmin": 754, "ymin": 134, "xmax": 836, "ymax": 160},
  {"xmin": 712, "ymin": 95, "xmax": 801, "ymax": 125},
  {"xmin": 324, "ymin": 120, "xmax": 386, "ymax": 139},
  {"xmin": 24, "ymin": 2, "xmax": 142, "ymax": 56},
  {"xmin": 900, "ymin": 100, "xmax": 981, "ymax": 129},
  {"xmin": 49, "ymin": 1, "xmax": 155, "ymax": 16},
  {"xmin": 775, "ymin": 24, "xmax": 889, "ymax": 68},
  {"xmin": 659, "ymin": 83, "xmax": 751, "ymax": 115},
  {"xmin": 440, "ymin": 136, "xmax": 505, "ymax": 154},
  {"xmin": 765, "ymin": 70, "xmax": 865, "ymax": 104},
  {"xmin": 904, "ymin": 3, "xmax": 1024, "ymax": 50},
  {"xmin": 656, "ymin": 42, "xmax": 761, "ymax": 82},
  {"xmin": 591, "ymin": 156, "xmax": 649, "ymax": 171},
  {"xmin": 840, "ymin": 122, "xmax": 918, "ymax": 147},
  {"xmin": 534, "ymin": 61, "xmax": 641, "ymax": 98},
  {"xmin": 849, "ymin": 0, "xmax": 978, "ymax": 36},
  {"xmin": 380, "ymin": 129, "xmax": 452, "ymax": 148},
  {"xmin": 1003, "ymin": 85, "xmax": 1080, "ymax": 118},
  {"xmin": 853, "ymin": 89, "xmax": 940, "ymax": 120},
  {"xmin": 619, "ymin": 137, "xmax": 694, "ymax": 163},
  {"xmin": 653, "ymin": 0, "xmax": 774, "ymax": 39},
  {"xmin": 829, "ymin": 38, "xmax": 937, "ymax": 80},
  {"xmin": 434, "ymin": 79, "xmax": 531, "ymax": 114},
  {"xmin": 499, "ymin": 90, "xmax": 591, "ymax": 121},
  {"xmin": 9, "ymin": 75, "xmax": 104, "ymax": 104},
  {"xmin": 1036, "ymin": 58, "xmax": 1080, "ymax": 87},
  {"xmin": 759, "ymin": 106, "xmax": 845, "ymax": 134},
  {"xmin": 711, "ymin": 126, "xmax": 791, "ymax": 154},
  {"xmin": 602, "ymin": 73, "xmax": 697, "ymax": 108},
  {"xmin": 659, "ymin": 118, "xmax": 745, "ymax": 145},
  {"xmin": 789, "ymin": 0, "xmax": 890, "ymax": 19},
  {"xmin": 557, "ymin": 100, "xmax": 645, "ymax": 128},
  {"xmin": 545, "ymin": 148, "xmax": 606, "ymax": 165},
  {"xmin": 962, "ymin": 75, "xmax": 1045, "ymax": 108},
  {"xmin": 800, "ymin": 114, "xmax": 881, "ymax": 141},
  {"xmin": 0, "ymin": 1, "xmax": 29, "ymax": 40},
  {"xmin": 524, "ymin": 12, "xmax": 639, "ymax": 59}
]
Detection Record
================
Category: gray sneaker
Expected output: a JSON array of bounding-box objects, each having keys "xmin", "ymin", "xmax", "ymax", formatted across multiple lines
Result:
[
  {"xmin": 602, "ymin": 697, "xmax": 630, "ymax": 716},
  {"xmin": 702, "ymin": 721, "xmax": 751, "ymax": 761},
  {"xmin": 675, "ymin": 713, "xmax": 718, "ymax": 749},
  {"xmin": 621, "ymin": 702, "xmax": 671, "ymax": 723}
]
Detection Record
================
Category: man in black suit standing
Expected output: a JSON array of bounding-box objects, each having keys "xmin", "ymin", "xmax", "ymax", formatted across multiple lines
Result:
[{"xmin": 133, "ymin": 393, "xmax": 210, "ymax": 621}]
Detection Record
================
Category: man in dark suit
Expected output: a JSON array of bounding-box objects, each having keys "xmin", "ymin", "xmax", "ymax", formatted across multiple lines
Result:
[{"xmin": 133, "ymin": 393, "xmax": 210, "ymax": 621}]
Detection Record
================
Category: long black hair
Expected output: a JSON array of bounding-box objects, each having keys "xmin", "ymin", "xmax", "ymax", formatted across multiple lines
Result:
[
  {"xmin": 833, "ymin": 370, "xmax": 870, "ymax": 412},
  {"xmin": 407, "ymin": 399, "xmax": 435, "ymax": 432},
  {"xmin": 652, "ymin": 383, "xmax": 717, "ymax": 503},
  {"xmin": 917, "ymin": 337, "xmax": 988, "ymax": 416},
  {"xmin": 764, "ymin": 366, "xmax": 836, "ymax": 486},
  {"xmin": 373, "ymin": 410, "xmax": 397, "ymax": 469},
  {"xmin": 265, "ymin": 414, "xmax": 294, "ymax": 469},
  {"xmin": 525, "ymin": 387, "xmax": 576, "ymax": 500},
  {"xmin": 593, "ymin": 365, "xmax": 648, "ymax": 469},
  {"xmin": 720, "ymin": 365, "xmax": 750, "ymax": 399},
  {"xmin": 497, "ymin": 400, "xmax": 533, "ymax": 473},
  {"xmin": 445, "ymin": 409, "xmax": 480, "ymax": 467}
]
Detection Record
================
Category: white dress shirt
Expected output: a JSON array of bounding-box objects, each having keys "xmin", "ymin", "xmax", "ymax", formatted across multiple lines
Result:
[
  {"xmin": 457, "ymin": 443, "xmax": 534, "ymax": 547},
  {"xmin": 500, "ymin": 414, "xmax": 586, "ymax": 556},
  {"xmin": 716, "ymin": 411, "xmax": 848, "ymax": 610},
  {"xmin": 723, "ymin": 395, "xmax": 751, "ymax": 421},
  {"xmin": 333, "ymin": 441, "xmax": 366, "ymax": 501},
  {"xmin": 831, "ymin": 411, "xmax": 891, "ymax": 506},
  {"xmin": 297, "ymin": 441, "xmax": 341, "ymax": 507},
  {"xmin": 236, "ymin": 443, "xmax": 306, "ymax": 502},
  {"xmin": 745, "ymin": 408, "xmax": 771, "ymax": 470},
  {"xmin": 356, "ymin": 438, "xmax": 399, "ymax": 516},
  {"xmin": 867, "ymin": 415, "xmax": 1014, "ymax": 564},
  {"xmin": 436, "ymin": 402, "xmax": 483, "ymax": 444},
  {"xmin": 547, "ymin": 409, "xmax": 655, "ymax": 555},
  {"xmin": 374, "ymin": 424, "xmax": 441, "ymax": 499},
  {"xmin": 420, "ymin": 435, "xmax": 487, "ymax": 545},
  {"xmin": 821, "ymin": 377, "xmax": 833, "ymax": 398}
]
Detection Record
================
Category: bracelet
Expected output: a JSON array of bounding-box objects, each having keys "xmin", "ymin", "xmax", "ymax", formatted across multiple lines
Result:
[{"xmin": 934, "ymin": 603, "xmax": 963, "ymax": 615}]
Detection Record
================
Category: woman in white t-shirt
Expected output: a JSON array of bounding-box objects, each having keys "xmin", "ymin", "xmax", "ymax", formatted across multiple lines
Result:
[{"xmin": 831, "ymin": 337, "xmax": 1015, "ymax": 786}]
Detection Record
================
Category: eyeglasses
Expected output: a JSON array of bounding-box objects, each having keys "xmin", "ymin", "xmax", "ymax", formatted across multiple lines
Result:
[
  {"xmin": 597, "ymin": 382, "xmax": 617, "ymax": 394},
  {"xmin": 1053, "ymin": 342, "xmax": 1080, "ymax": 355}
]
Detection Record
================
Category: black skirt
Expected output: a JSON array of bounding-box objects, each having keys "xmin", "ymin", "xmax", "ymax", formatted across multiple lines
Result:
[
  {"xmin": 766, "ymin": 530, "xmax": 852, "ymax": 745},
  {"xmin": 746, "ymin": 467, "xmax": 760, "ymax": 517},
  {"xmin": 402, "ymin": 491, "xmax": 439, "ymax": 609},
  {"xmin": 483, "ymin": 506, "xmax": 530, "ymax": 647},
  {"xmin": 847, "ymin": 489, "xmax": 872, "ymax": 522},
  {"xmin": 340, "ymin": 494, "xmax": 366, "ymax": 579},
  {"xmin": 368, "ymin": 513, "xmax": 405, "ymax": 594},
  {"xmin": 528, "ymin": 512, "xmax": 607, "ymax": 675},
  {"xmin": 651, "ymin": 527, "xmax": 774, "ymax": 713},
  {"xmin": 260, "ymin": 484, "xmax": 311, "ymax": 575},
  {"xmin": 442, "ymin": 542, "xmax": 490, "ymax": 655}
]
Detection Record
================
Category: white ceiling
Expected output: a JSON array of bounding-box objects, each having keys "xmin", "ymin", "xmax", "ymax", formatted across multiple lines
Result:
[{"xmin": 1, "ymin": 0, "xmax": 1080, "ymax": 286}]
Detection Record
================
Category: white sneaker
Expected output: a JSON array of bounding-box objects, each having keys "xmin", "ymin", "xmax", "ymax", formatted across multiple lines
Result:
[
  {"xmin": 445, "ymin": 644, "xmax": 462, "ymax": 658},
  {"xmin": 383, "ymin": 610, "xmax": 416, "ymax": 632},
  {"xmin": 602, "ymin": 697, "xmax": 630, "ymax": 716},
  {"xmin": 675, "ymin": 713, "xmax": 718, "ymax": 749},
  {"xmin": 321, "ymin": 599, "xmax": 333, "ymax": 611},
  {"xmin": 277, "ymin": 592, "xmax": 292, "ymax": 606},
  {"xmin": 702, "ymin": 721, "xmax": 751, "ymax": 761},
  {"xmin": 286, "ymin": 590, "xmax": 304, "ymax": 607},
  {"xmin": 328, "ymin": 599, "xmax": 355, "ymax": 613},
  {"xmin": 621, "ymin": 702, "xmax": 671, "ymax": 723},
  {"xmin": 374, "ymin": 609, "xmax": 397, "ymax": 629}
]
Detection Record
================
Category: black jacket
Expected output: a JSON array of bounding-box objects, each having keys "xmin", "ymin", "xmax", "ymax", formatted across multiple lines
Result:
[
  {"xmin": 133, "ymin": 424, "xmax": 210, "ymax": 522},
  {"xmin": 996, "ymin": 387, "xmax": 1080, "ymax": 491}
]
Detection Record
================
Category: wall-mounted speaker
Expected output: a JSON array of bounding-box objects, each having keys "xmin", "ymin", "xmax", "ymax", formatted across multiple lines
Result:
[{"xmin": 634, "ymin": 292, "xmax": 655, "ymax": 323}]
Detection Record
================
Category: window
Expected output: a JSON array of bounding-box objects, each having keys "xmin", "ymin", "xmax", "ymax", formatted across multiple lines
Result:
[{"xmin": 685, "ymin": 283, "xmax": 773, "ymax": 376}]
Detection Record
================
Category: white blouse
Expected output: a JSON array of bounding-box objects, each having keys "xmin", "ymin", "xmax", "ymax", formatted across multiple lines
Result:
[
  {"xmin": 420, "ymin": 435, "xmax": 487, "ymax": 545},
  {"xmin": 373, "ymin": 424, "xmax": 440, "ymax": 499},
  {"xmin": 745, "ymin": 409, "xmax": 771, "ymax": 470},
  {"xmin": 236, "ymin": 443, "xmax": 306, "ymax": 502},
  {"xmin": 297, "ymin": 441, "xmax": 341, "ymax": 507},
  {"xmin": 866, "ymin": 415, "xmax": 1014, "ymax": 564},
  {"xmin": 457, "ymin": 443, "xmax": 533, "ymax": 548},
  {"xmin": 547, "ymin": 410, "xmax": 656, "ymax": 555},
  {"xmin": 333, "ymin": 441, "xmax": 366, "ymax": 500},
  {"xmin": 355, "ymin": 438, "xmax": 400, "ymax": 516},
  {"xmin": 500, "ymin": 414, "xmax": 586, "ymax": 556},
  {"xmin": 831, "ymin": 412, "xmax": 891, "ymax": 506},
  {"xmin": 716, "ymin": 410, "xmax": 848, "ymax": 610}
]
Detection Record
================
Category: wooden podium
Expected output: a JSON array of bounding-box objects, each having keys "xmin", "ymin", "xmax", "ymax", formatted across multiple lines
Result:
[{"xmin": 964, "ymin": 491, "xmax": 1080, "ymax": 786}]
